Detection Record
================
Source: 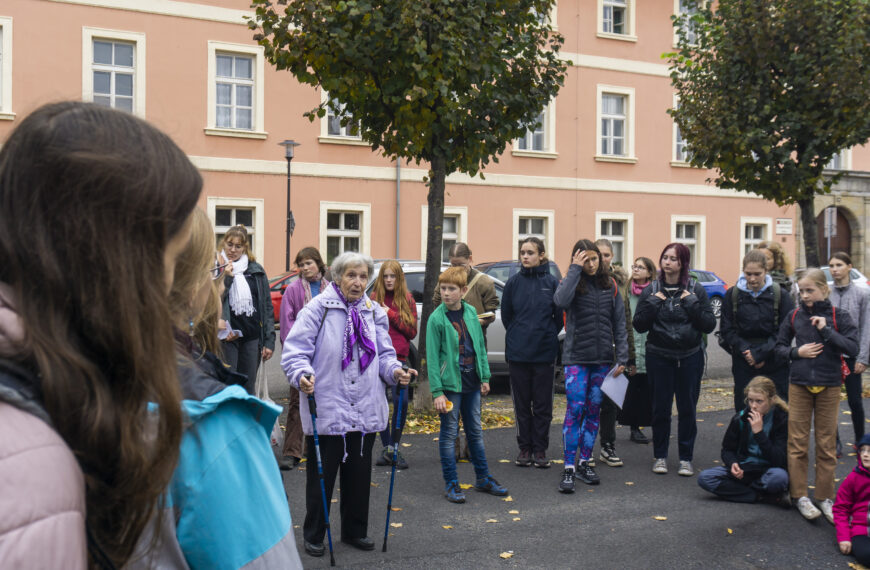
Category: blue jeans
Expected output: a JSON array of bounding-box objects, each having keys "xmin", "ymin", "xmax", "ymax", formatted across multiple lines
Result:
[
  {"xmin": 698, "ymin": 466, "xmax": 788, "ymax": 503},
  {"xmin": 646, "ymin": 350, "xmax": 704, "ymax": 461},
  {"xmin": 439, "ymin": 390, "xmax": 489, "ymax": 484}
]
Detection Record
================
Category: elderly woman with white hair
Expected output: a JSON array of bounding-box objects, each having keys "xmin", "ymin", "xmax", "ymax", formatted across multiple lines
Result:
[{"xmin": 282, "ymin": 252, "xmax": 414, "ymax": 558}]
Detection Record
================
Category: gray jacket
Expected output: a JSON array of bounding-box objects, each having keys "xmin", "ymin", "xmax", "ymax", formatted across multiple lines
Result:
[
  {"xmin": 554, "ymin": 264, "xmax": 629, "ymax": 367},
  {"xmin": 830, "ymin": 282, "xmax": 870, "ymax": 365}
]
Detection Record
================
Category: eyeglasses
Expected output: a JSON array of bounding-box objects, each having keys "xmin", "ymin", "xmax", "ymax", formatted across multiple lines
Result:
[
  {"xmin": 631, "ymin": 265, "xmax": 648, "ymax": 271},
  {"xmin": 212, "ymin": 260, "xmax": 229, "ymax": 280},
  {"xmin": 225, "ymin": 242, "xmax": 245, "ymax": 250}
]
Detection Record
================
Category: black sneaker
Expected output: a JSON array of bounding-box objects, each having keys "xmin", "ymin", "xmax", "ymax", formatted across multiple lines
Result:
[
  {"xmin": 599, "ymin": 443, "xmax": 624, "ymax": 467},
  {"xmin": 395, "ymin": 450, "xmax": 409, "ymax": 470},
  {"xmin": 559, "ymin": 468, "xmax": 575, "ymax": 493},
  {"xmin": 515, "ymin": 448, "xmax": 532, "ymax": 467},
  {"xmin": 575, "ymin": 461, "xmax": 600, "ymax": 485},
  {"xmin": 533, "ymin": 451, "xmax": 551, "ymax": 468},
  {"xmin": 375, "ymin": 445, "xmax": 393, "ymax": 466},
  {"xmin": 630, "ymin": 427, "xmax": 650, "ymax": 444}
]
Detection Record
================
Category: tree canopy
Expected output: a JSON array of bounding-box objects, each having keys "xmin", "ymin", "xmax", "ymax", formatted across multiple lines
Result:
[
  {"xmin": 668, "ymin": 0, "xmax": 870, "ymax": 266},
  {"xmin": 249, "ymin": 0, "xmax": 567, "ymax": 406}
]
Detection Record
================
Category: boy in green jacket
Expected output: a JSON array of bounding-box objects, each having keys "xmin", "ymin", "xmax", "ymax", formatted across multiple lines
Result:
[{"xmin": 428, "ymin": 266, "xmax": 508, "ymax": 503}]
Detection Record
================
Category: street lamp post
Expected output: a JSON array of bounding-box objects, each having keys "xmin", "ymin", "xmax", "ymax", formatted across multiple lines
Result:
[{"xmin": 278, "ymin": 140, "xmax": 301, "ymax": 272}]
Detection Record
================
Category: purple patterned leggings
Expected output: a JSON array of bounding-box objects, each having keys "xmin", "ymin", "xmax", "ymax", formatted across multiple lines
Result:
[{"xmin": 562, "ymin": 364, "xmax": 609, "ymax": 465}]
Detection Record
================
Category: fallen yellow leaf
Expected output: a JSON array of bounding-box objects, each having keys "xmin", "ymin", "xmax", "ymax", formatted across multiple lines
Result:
[
  {"xmin": 513, "ymin": 517, "xmax": 521, "ymax": 521},
  {"xmin": 390, "ymin": 523, "xmax": 402, "ymax": 528},
  {"xmin": 391, "ymin": 507, "xmax": 402, "ymax": 512},
  {"xmin": 432, "ymin": 437, "xmax": 439, "ymax": 441},
  {"xmin": 653, "ymin": 516, "xmax": 667, "ymax": 521},
  {"xmin": 727, "ymin": 528, "xmax": 733, "ymax": 535},
  {"xmin": 459, "ymin": 483, "xmax": 473, "ymax": 489},
  {"xmin": 842, "ymin": 422, "xmax": 852, "ymax": 425},
  {"xmin": 508, "ymin": 509, "xmax": 519, "ymax": 514},
  {"xmin": 486, "ymin": 519, "xmax": 498, "ymax": 523},
  {"xmin": 370, "ymin": 482, "xmax": 379, "ymax": 487},
  {"xmin": 401, "ymin": 443, "xmax": 412, "ymax": 447},
  {"xmin": 696, "ymin": 419, "xmax": 704, "ymax": 422},
  {"xmin": 499, "ymin": 552, "xmax": 514, "ymax": 559},
  {"xmin": 552, "ymin": 459, "xmax": 564, "ymax": 464},
  {"xmin": 716, "ymin": 423, "xmax": 725, "ymax": 427},
  {"xmin": 331, "ymin": 499, "xmax": 338, "ymax": 503},
  {"xmin": 442, "ymin": 525, "xmax": 453, "ymax": 530},
  {"xmin": 844, "ymin": 411, "xmax": 852, "ymax": 415},
  {"xmin": 458, "ymin": 459, "xmax": 470, "ymax": 463},
  {"xmin": 625, "ymin": 482, "xmax": 634, "ymax": 486},
  {"xmin": 503, "ymin": 496, "xmax": 513, "ymax": 502},
  {"xmin": 498, "ymin": 459, "xmax": 510, "ymax": 463}
]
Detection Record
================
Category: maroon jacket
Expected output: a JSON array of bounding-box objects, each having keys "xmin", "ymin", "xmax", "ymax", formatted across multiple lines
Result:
[
  {"xmin": 382, "ymin": 291, "xmax": 417, "ymax": 361},
  {"xmin": 834, "ymin": 462, "xmax": 870, "ymax": 542}
]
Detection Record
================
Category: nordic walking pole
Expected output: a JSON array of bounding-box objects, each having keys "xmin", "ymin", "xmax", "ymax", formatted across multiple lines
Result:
[
  {"xmin": 383, "ymin": 364, "xmax": 413, "ymax": 552},
  {"xmin": 306, "ymin": 375, "xmax": 336, "ymax": 567}
]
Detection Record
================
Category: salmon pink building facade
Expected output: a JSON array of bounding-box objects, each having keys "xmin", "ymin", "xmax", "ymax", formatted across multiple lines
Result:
[{"xmin": 2, "ymin": 1, "xmax": 867, "ymax": 280}]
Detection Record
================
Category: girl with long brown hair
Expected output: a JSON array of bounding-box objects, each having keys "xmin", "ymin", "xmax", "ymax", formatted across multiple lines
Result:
[
  {"xmin": 371, "ymin": 260, "xmax": 418, "ymax": 468},
  {"xmin": 0, "ymin": 101, "xmax": 199, "ymax": 567}
]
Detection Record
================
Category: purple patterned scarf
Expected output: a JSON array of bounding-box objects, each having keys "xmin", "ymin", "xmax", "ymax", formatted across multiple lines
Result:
[{"xmin": 332, "ymin": 282, "xmax": 377, "ymax": 372}]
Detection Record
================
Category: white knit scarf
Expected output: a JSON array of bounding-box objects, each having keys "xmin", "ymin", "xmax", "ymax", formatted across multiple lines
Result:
[{"xmin": 222, "ymin": 251, "xmax": 255, "ymax": 317}]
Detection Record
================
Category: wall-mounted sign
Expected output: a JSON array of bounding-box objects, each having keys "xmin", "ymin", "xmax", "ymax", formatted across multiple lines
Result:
[{"xmin": 775, "ymin": 218, "xmax": 793, "ymax": 235}]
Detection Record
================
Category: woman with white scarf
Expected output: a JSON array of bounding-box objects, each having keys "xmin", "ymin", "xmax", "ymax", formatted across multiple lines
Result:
[{"xmin": 220, "ymin": 225, "xmax": 276, "ymax": 394}]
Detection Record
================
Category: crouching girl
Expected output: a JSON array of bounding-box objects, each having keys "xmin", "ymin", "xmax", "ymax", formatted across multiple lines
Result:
[
  {"xmin": 834, "ymin": 433, "xmax": 870, "ymax": 565},
  {"xmin": 697, "ymin": 376, "xmax": 789, "ymax": 506}
]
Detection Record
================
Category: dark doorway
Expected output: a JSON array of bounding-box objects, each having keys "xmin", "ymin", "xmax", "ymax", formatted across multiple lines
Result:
[{"xmin": 815, "ymin": 207, "xmax": 851, "ymax": 260}]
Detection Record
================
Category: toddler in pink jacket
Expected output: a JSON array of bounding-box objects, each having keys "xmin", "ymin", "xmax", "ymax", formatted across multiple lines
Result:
[{"xmin": 834, "ymin": 433, "xmax": 870, "ymax": 565}]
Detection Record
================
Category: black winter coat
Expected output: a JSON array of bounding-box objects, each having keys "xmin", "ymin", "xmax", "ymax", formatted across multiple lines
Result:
[
  {"xmin": 501, "ymin": 263, "xmax": 561, "ymax": 363},
  {"xmin": 719, "ymin": 283, "xmax": 794, "ymax": 366},
  {"xmin": 774, "ymin": 300, "xmax": 859, "ymax": 387},
  {"xmin": 553, "ymin": 264, "xmax": 628, "ymax": 366},
  {"xmin": 720, "ymin": 406, "xmax": 788, "ymax": 473},
  {"xmin": 632, "ymin": 279, "xmax": 716, "ymax": 359}
]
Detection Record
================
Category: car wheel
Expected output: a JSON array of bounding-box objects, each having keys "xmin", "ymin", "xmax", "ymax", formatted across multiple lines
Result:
[{"xmin": 710, "ymin": 295, "xmax": 723, "ymax": 318}]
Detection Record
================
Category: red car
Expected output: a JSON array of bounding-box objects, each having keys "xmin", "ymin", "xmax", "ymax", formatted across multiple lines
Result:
[{"xmin": 268, "ymin": 270, "xmax": 300, "ymax": 325}]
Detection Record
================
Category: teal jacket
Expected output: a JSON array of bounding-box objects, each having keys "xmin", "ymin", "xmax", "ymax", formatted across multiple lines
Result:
[{"xmin": 426, "ymin": 301, "xmax": 490, "ymax": 398}]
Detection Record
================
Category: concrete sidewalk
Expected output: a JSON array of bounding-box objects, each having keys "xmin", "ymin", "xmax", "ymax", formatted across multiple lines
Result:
[{"xmin": 281, "ymin": 402, "xmax": 862, "ymax": 569}]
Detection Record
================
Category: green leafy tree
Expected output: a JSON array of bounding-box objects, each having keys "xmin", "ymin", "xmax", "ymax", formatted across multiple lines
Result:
[
  {"xmin": 668, "ymin": 0, "xmax": 870, "ymax": 267},
  {"xmin": 249, "ymin": 0, "xmax": 567, "ymax": 407}
]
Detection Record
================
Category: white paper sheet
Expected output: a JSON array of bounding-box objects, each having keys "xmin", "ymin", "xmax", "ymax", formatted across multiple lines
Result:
[{"xmin": 601, "ymin": 364, "xmax": 629, "ymax": 409}]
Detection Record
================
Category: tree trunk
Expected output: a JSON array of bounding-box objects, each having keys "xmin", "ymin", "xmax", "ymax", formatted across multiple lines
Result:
[
  {"xmin": 412, "ymin": 154, "xmax": 446, "ymax": 410},
  {"xmin": 798, "ymin": 196, "xmax": 821, "ymax": 268}
]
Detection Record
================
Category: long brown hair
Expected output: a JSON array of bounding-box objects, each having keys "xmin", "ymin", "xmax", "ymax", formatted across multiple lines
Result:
[
  {"xmin": 571, "ymin": 239, "xmax": 612, "ymax": 294},
  {"xmin": 0, "ymin": 102, "xmax": 200, "ymax": 566},
  {"xmin": 371, "ymin": 260, "xmax": 415, "ymax": 328}
]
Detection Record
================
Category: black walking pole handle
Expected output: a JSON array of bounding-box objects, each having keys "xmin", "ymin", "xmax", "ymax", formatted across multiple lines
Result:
[{"xmin": 303, "ymin": 374, "xmax": 316, "ymax": 417}]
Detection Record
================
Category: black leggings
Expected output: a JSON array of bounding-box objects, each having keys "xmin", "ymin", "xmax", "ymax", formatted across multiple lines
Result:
[
  {"xmin": 844, "ymin": 358, "xmax": 866, "ymax": 441},
  {"xmin": 851, "ymin": 535, "xmax": 870, "ymax": 566}
]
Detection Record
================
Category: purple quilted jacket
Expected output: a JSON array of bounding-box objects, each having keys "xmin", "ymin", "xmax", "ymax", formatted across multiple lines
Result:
[{"xmin": 281, "ymin": 284, "xmax": 402, "ymax": 436}]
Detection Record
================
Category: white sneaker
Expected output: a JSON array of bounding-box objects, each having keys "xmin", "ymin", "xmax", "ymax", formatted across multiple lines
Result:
[
  {"xmin": 819, "ymin": 499, "xmax": 834, "ymax": 524},
  {"xmin": 796, "ymin": 496, "xmax": 822, "ymax": 520},
  {"xmin": 678, "ymin": 460, "xmax": 694, "ymax": 477},
  {"xmin": 652, "ymin": 458, "xmax": 668, "ymax": 474}
]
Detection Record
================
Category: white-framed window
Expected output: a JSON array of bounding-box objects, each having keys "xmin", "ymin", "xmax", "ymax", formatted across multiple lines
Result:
[
  {"xmin": 513, "ymin": 209, "xmax": 555, "ymax": 259},
  {"xmin": 320, "ymin": 201, "xmax": 372, "ymax": 264},
  {"xmin": 671, "ymin": 214, "xmax": 706, "ymax": 269},
  {"xmin": 420, "ymin": 205, "xmax": 468, "ymax": 262},
  {"xmin": 207, "ymin": 197, "xmax": 265, "ymax": 263},
  {"xmin": 319, "ymin": 90, "xmax": 368, "ymax": 146},
  {"xmin": 0, "ymin": 17, "xmax": 13, "ymax": 120},
  {"xmin": 672, "ymin": 96, "xmax": 691, "ymax": 165},
  {"xmin": 595, "ymin": 212, "xmax": 634, "ymax": 267},
  {"xmin": 596, "ymin": 85, "xmax": 636, "ymax": 162},
  {"xmin": 598, "ymin": 0, "xmax": 636, "ymax": 40},
  {"xmin": 740, "ymin": 217, "xmax": 772, "ymax": 258},
  {"xmin": 206, "ymin": 41, "xmax": 266, "ymax": 139},
  {"xmin": 826, "ymin": 149, "xmax": 851, "ymax": 171},
  {"xmin": 514, "ymin": 101, "xmax": 557, "ymax": 157},
  {"xmin": 82, "ymin": 28, "xmax": 146, "ymax": 117},
  {"xmin": 674, "ymin": 0, "xmax": 700, "ymax": 46}
]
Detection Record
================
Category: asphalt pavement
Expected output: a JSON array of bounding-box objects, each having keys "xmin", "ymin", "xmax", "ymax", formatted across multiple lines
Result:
[{"xmin": 280, "ymin": 400, "xmax": 862, "ymax": 569}]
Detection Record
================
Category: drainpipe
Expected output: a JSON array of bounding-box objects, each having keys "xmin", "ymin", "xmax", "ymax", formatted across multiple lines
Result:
[{"xmin": 395, "ymin": 161, "xmax": 401, "ymax": 258}]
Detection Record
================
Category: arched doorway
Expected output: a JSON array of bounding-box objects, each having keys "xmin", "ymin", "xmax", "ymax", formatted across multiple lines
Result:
[{"xmin": 815, "ymin": 207, "xmax": 852, "ymax": 259}]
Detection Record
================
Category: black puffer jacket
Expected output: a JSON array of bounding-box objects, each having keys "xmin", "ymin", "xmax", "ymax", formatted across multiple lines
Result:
[
  {"xmin": 719, "ymin": 281, "xmax": 794, "ymax": 365},
  {"xmin": 720, "ymin": 406, "xmax": 788, "ymax": 473},
  {"xmin": 774, "ymin": 300, "xmax": 858, "ymax": 387},
  {"xmin": 632, "ymin": 279, "xmax": 716, "ymax": 359},
  {"xmin": 554, "ymin": 264, "xmax": 628, "ymax": 366}
]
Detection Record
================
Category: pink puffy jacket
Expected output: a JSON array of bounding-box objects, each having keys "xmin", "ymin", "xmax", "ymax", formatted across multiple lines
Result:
[
  {"xmin": 833, "ymin": 462, "xmax": 870, "ymax": 543},
  {"xmin": 0, "ymin": 402, "xmax": 87, "ymax": 568}
]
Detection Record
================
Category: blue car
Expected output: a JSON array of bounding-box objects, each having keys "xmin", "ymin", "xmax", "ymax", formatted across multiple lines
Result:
[{"xmin": 689, "ymin": 269, "xmax": 728, "ymax": 318}]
